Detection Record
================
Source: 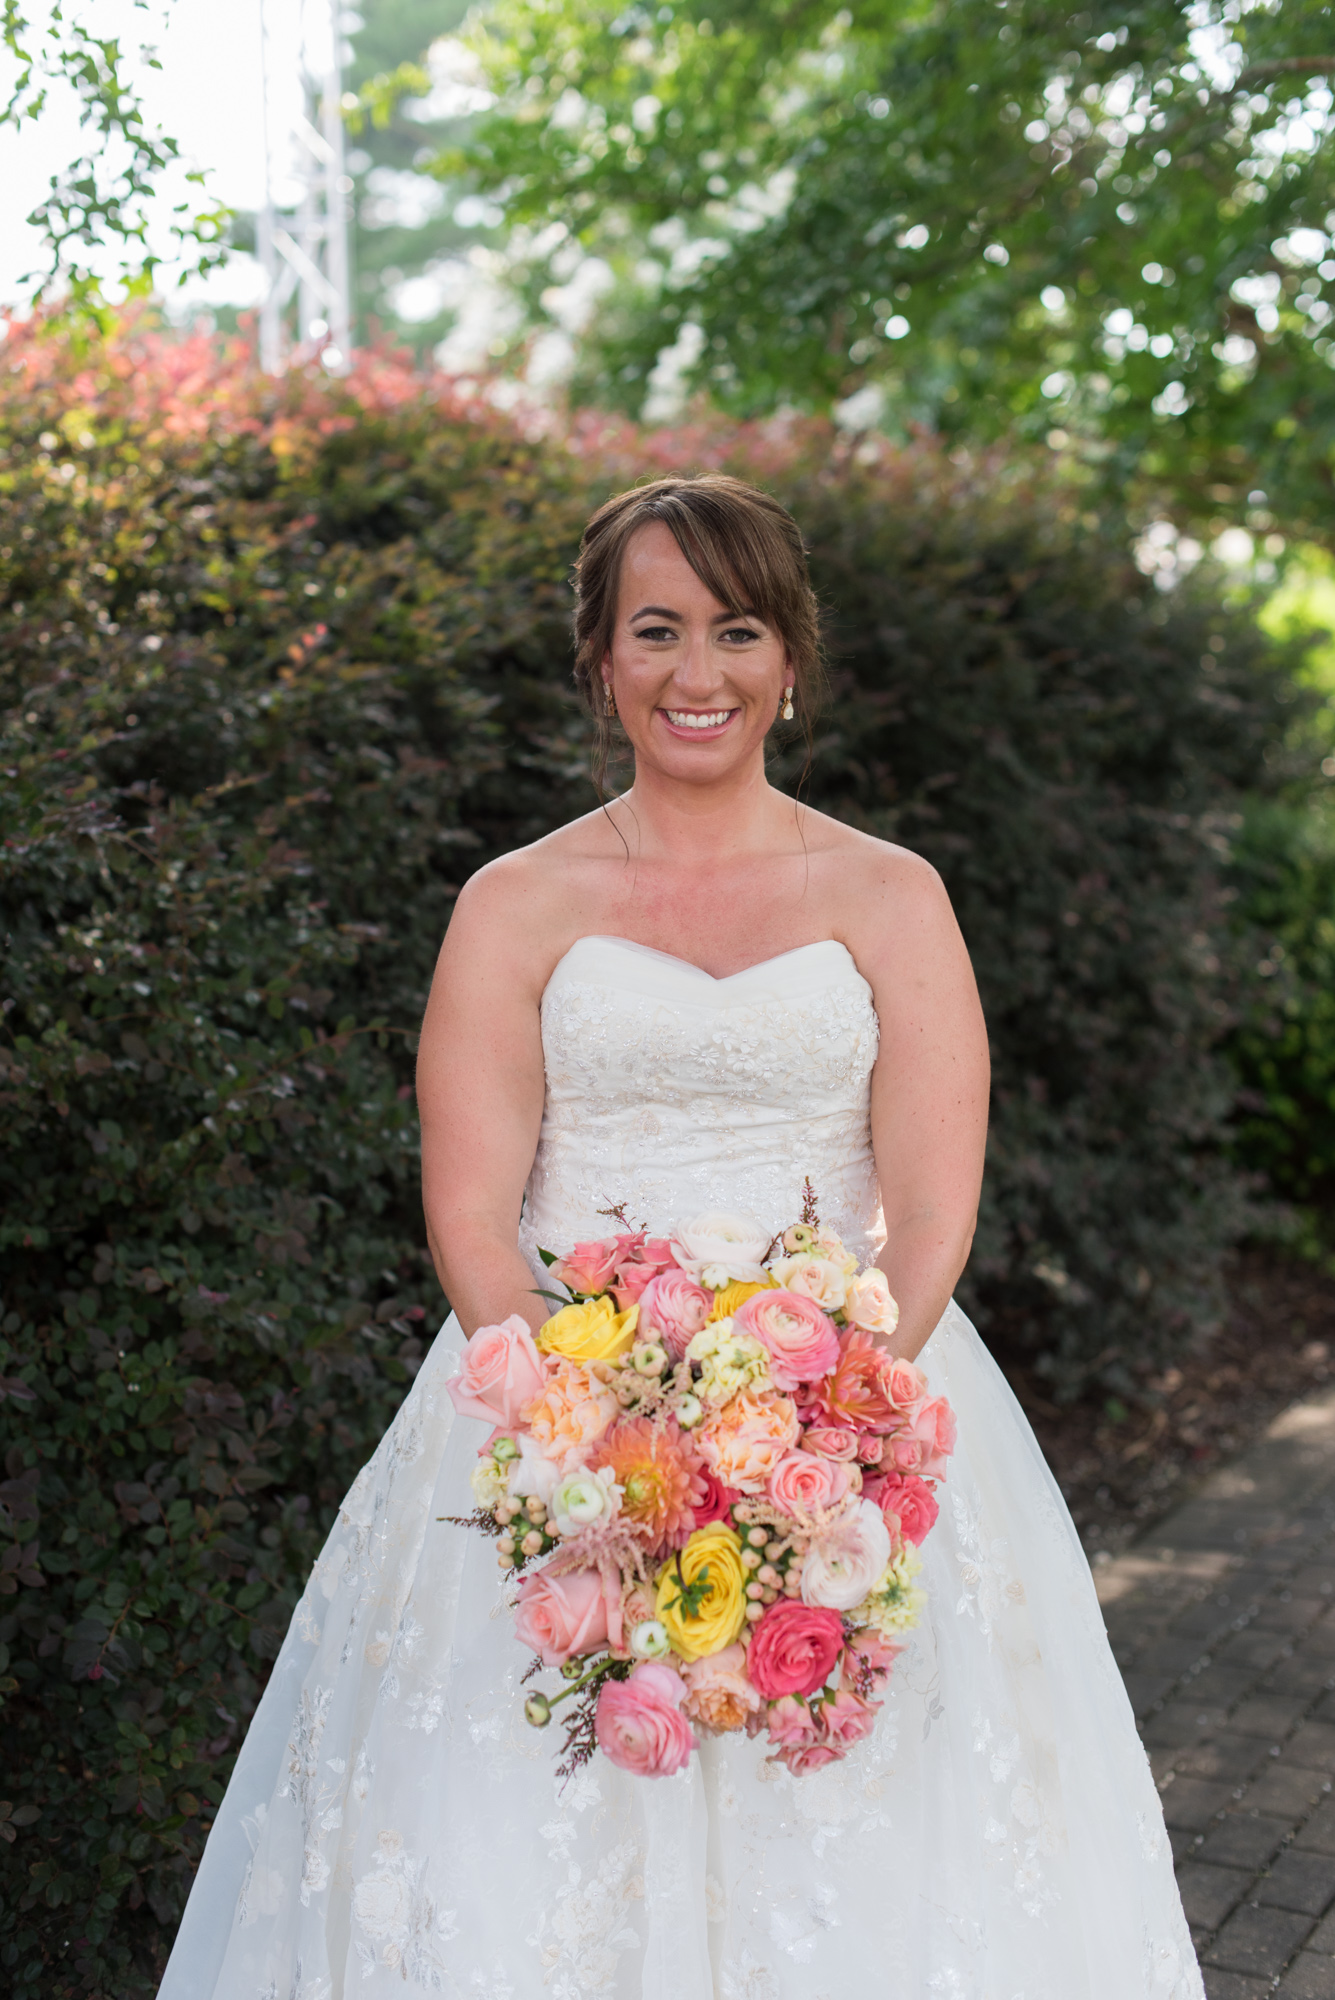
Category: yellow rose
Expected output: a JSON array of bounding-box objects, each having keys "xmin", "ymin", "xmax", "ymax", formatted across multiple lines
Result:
[
  {"xmin": 655, "ymin": 1523, "xmax": 748, "ymax": 1662},
  {"xmin": 537, "ymin": 1296, "xmax": 639, "ymax": 1362},
  {"xmin": 708, "ymin": 1277, "xmax": 773, "ymax": 1323}
]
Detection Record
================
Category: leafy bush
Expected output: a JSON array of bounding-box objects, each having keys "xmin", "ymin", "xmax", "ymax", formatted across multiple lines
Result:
[{"xmin": 0, "ymin": 319, "xmax": 1293, "ymax": 1992}]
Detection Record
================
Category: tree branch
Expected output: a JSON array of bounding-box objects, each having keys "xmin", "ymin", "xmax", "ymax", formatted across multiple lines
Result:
[{"xmin": 1238, "ymin": 56, "xmax": 1335, "ymax": 86}]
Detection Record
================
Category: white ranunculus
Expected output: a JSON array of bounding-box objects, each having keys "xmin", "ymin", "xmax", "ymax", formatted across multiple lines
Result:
[
  {"xmin": 550, "ymin": 1464, "xmax": 621, "ymax": 1538},
  {"xmin": 673, "ymin": 1210, "xmax": 771, "ymax": 1287},
  {"xmin": 768, "ymin": 1253, "xmax": 850, "ymax": 1313},
  {"xmin": 800, "ymin": 1498, "xmax": 893, "ymax": 1612},
  {"xmin": 469, "ymin": 1456, "xmax": 509, "ymax": 1510},
  {"xmin": 843, "ymin": 1267, "xmax": 901, "ymax": 1338},
  {"xmin": 507, "ymin": 1433, "xmax": 560, "ymax": 1506}
]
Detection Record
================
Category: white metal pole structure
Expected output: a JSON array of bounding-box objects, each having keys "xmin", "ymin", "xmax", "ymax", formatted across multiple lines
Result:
[{"xmin": 256, "ymin": 0, "xmax": 354, "ymax": 376}]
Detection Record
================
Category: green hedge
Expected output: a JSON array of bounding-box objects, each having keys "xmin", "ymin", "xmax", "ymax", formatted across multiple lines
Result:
[{"xmin": 0, "ymin": 320, "xmax": 1295, "ymax": 1993}]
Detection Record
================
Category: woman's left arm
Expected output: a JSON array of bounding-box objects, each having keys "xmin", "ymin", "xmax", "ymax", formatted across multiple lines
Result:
[{"xmin": 853, "ymin": 848, "xmax": 991, "ymax": 1360}]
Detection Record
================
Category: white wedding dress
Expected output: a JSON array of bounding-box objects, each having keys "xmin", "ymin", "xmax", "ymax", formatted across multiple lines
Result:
[{"xmin": 160, "ymin": 937, "xmax": 1202, "ymax": 2000}]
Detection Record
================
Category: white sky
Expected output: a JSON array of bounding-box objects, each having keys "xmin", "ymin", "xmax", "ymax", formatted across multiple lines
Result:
[{"xmin": 0, "ymin": 0, "xmax": 336, "ymax": 313}]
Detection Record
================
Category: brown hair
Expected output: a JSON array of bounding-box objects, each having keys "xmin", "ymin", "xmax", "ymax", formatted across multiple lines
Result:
[{"xmin": 571, "ymin": 473, "xmax": 824, "ymax": 788}]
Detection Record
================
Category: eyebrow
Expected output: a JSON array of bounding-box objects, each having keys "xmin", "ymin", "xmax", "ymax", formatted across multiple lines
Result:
[{"xmin": 628, "ymin": 603, "xmax": 760, "ymax": 623}]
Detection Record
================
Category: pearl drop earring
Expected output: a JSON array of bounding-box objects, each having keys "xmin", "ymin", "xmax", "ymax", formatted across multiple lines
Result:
[{"xmin": 780, "ymin": 687, "xmax": 794, "ymax": 722}]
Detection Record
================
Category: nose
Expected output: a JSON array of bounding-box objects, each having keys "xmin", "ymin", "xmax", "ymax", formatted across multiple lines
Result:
[{"xmin": 667, "ymin": 628, "xmax": 725, "ymax": 701}]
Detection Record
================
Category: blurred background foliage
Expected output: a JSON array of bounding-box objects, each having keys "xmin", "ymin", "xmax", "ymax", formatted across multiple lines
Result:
[{"xmin": 0, "ymin": 317, "xmax": 1317, "ymax": 1988}]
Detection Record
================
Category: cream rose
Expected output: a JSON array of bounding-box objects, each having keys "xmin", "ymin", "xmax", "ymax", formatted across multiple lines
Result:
[
  {"xmin": 767, "ymin": 1254, "xmax": 850, "ymax": 1314},
  {"xmin": 843, "ymin": 1268, "xmax": 901, "ymax": 1339}
]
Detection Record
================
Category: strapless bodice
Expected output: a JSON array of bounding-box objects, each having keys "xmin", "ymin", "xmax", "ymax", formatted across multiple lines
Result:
[{"xmin": 518, "ymin": 934, "xmax": 884, "ymax": 1271}]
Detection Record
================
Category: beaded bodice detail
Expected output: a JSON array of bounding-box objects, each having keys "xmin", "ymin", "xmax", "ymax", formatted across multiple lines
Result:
[{"xmin": 518, "ymin": 934, "xmax": 884, "ymax": 1271}]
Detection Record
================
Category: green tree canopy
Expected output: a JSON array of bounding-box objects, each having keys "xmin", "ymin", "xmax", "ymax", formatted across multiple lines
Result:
[{"xmin": 445, "ymin": 0, "xmax": 1335, "ymax": 537}]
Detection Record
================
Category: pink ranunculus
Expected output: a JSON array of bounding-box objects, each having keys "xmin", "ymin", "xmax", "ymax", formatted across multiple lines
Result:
[
  {"xmin": 763, "ymin": 1693, "xmax": 821, "ymax": 1749},
  {"xmin": 550, "ymin": 1238, "xmax": 620, "ymax": 1297},
  {"xmin": 863, "ymin": 1470, "xmax": 940, "ymax": 1546},
  {"xmin": 446, "ymin": 1313, "xmax": 549, "ymax": 1430},
  {"xmin": 733, "ymin": 1290, "xmax": 840, "ymax": 1390},
  {"xmin": 800, "ymin": 1499, "xmax": 892, "ymax": 1612},
  {"xmin": 911, "ymin": 1396, "xmax": 957, "ymax": 1479},
  {"xmin": 774, "ymin": 1741, "xmax": 842, "ymax": 1775},
  {"xmin": 819, "ymin": 1686, "xmax": 880, "ymax": 1751},
  {"xmin": 766, "ymin": 1450, "xmax": 854, "ymax": 1519},
  {"xmin": 513, "ymin": 1566, "xmax": 610, "ymax": 1669},
  {"xmin": 800, "ymin": 1426, "xmax": 861, "ymax": 1461},
  {"xmin": 692, "ymin": 1468, "xmax": 742, "ymax": 1529},
  {"xmin": 595, "ymin": 1660, "xmax": 695, "ymax": 1777},
  {"xmin": 637, "ymin": 1269, "xmax": 713, "ymax": 1363},
  {"xmin": 746, "ymin": 1600, "xmax": 844, "ymax": 1700},
  {"xmin": 609, "ymin": 1233, "xmax": 678, "ymax": 1309}
]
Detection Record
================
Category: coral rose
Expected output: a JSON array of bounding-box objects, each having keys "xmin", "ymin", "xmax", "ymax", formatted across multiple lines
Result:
[
  {"xmin": 774, "ymin": 1741, "xmax": 842, "ymax": 1775},
  {"xmin": 513, "ymin": 1566, "xmax": 610, "ymax": 1669},
  {"xmin": 609, "ymin": 1233, "xmax": 677, "ymax": 1309},
  {"xmin": 696, "ymin": 1390, "xmax": 800, "ymax": 1493},
  {"xmin": 523, "ymin": 1360, "xmax": 619, "ymax": 1466},
  {"xmin": 766, "ymin": 1450, "xmax": 854, "ymax": 1519},
  {"xmin": 637, "ymin": 1269, "xmax": 712, "ymax": 1362},
  {"xmin": 733, "ymin": 1290, "xmax": 840, "ymax": 1391},
  {"xmin": 549, "ymin": 1237, "xmax": 620, "ymax": 1297},
  {"xmin": 746, "ymin": 1600, "xmax": 844, "ymax": 1700},
  {"xmin": 537, "ymin": 1295, "xmax": 639, "ymax": 1363},
  {"xmin": 681, "ymin": 1642, "xmax": 762, "ymax": 1733},
  {"xmin": 800, "ymin": 1499, "xmax": 893, "ymax": 1613},
  {"xmin": 446, "ymin": 1314, "xmax": 549, "ymax": 1430},
  {"xmin": 842, "ymin": 1268, "xmax": 901, "ymax": 1339},
  {"xmin": 595, "ymin": 1660, "xmax": 695, "ymax": 1777},
  {"xmin": 911, "ymin": 1396, "xmax": 957, "ymax": 1478},
  {"xmin": 655, "ymin": 1523, "xmax": 749, "ymax": 1661},
  {"xmin": 863, "ymin": 1470, "xmax": 940, "ymax": 1546}
]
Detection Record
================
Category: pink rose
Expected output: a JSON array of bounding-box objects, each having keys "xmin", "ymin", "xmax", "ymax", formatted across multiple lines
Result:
[
  {"xmin": 856, "ymin": 1432, "xmax": 885, "ymax": 1466},
  {"xmin": 842, "ymin": 1626, "xmax": 902, "ymax": 1688},
  {"xmin": 637, "ymin": 1269, "xmax": 713, "ymax": 1362},
  {"xmin": 550, "ymin": 1238, "xmax": 619, "ymax": 1296},
  {"xmin": 446, "ymin": 1314, "xmax": 548, "ymax": 1430},
  {"xmin": 595, "ymin": 1660, "xmax": 695, "ymax": 1777},
  {"xmin": 863, "ymin": 1470, "xmax": 939, "ymax": 1546},
  {"xmin": 912, "ymin": 1396, "xmax": 957, "ymax": 1479},
  {"xmin": 774, "ymin": 1741, "xmax": 841, "ymax": 1775},
  {"xmin": 763, "ymin": 1693, "xmax": 821, "ymax": 1749},
  {"xmin": 819, "ymin": 1687, "xmax": 880, "ymax": 1751},
  {"xmin": 692, "ymin": 1469, "xmax": 742, "ymax": 1529},
  {"xmin": 884, "ymin": 1354, "xmax": 929, "ymax": 1413},
  {"xmin": 800, "ymin": 1426, "xmax": 860, "ymax": 1461},
  {"xmin": 733, "ymin": 1290, "xmax": 840, "ymax": 1390},
  {"xmin": 513, "ymin": 1566, "xmax": 610, "ymax": 1669},
  {"xmin": 609, "ymin": 1233, "xmax": 678, "ymax": 1309},
  {"xmin": 746, "ymin": 1600, "xmax": 844, "ymax": 1700},
  {"xmin": 766, "ymin": 1450, "xmax": 854, "ymax": 1519}
]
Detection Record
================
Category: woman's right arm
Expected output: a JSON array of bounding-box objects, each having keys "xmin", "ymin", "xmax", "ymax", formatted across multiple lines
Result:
[{"xmin": 416, "ymin": 860, "xmax": 556, "ymax": 1339}]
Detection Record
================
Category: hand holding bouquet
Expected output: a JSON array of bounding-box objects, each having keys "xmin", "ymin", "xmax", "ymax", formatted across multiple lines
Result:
[{"xmin": 445, "ymin": 1194, "xmax": 955, "ymax": 1780}]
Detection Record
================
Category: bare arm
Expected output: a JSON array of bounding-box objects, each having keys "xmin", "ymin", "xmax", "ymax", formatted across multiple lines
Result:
[
  {"xmin": 851, "ymin": 850, "xmax": 990, "ymax": 1360},
  {"xmin": 416, "ymin": 862, "xmax": 556, "ymax": 1339}
]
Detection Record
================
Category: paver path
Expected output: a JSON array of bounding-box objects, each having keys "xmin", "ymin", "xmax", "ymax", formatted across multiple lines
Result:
[{"xmin": 1097, "ymin": 1383, "xmax": 1335, "ymax": 1998}]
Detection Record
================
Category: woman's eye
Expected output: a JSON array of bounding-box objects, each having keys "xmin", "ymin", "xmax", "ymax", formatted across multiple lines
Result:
[
  {"xmin": 632, "ymin": 625, "xmax": 677, "ymax": 643},
  {"xmin": 720, "ymin": 626, "xmax": 760, "ymax": 644}
]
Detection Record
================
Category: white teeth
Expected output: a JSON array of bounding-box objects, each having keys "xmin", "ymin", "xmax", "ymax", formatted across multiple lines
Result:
[{"xmin": 666, "ymin": 709, "xmax": 732, "ymax": 729}]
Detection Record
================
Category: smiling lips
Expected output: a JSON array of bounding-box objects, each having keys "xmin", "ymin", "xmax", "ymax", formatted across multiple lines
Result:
[{"xmin": 663, "ymin": 708, "xmax": 739, "ymax": 731}]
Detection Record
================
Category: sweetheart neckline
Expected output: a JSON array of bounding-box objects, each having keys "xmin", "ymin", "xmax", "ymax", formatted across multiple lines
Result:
[{"xmin": 547, "ymin": 933, "xmax": 861, "ymax": 989}]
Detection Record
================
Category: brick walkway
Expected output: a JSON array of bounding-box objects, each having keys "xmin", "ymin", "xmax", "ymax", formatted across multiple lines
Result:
[{"xmin": 1097, "ymin": 1385, "xmax": 1335, "ymax": 1997}]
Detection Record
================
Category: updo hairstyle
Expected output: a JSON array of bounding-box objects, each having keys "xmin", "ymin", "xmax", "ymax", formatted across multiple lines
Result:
[{"xmin": 572, "ymin": 473, "xmax": 824, "ymax": 786}]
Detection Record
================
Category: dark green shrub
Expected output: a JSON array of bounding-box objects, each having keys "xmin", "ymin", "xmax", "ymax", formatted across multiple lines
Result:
[{"xmin": 0, "ymin": 321, "xmax": 1292, "ymax": 1992}]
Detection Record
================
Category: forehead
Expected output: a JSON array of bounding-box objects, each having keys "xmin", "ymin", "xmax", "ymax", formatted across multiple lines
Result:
[{"xmin": 615, "ymin": 519, "xmax": 745, "ymax": 615}]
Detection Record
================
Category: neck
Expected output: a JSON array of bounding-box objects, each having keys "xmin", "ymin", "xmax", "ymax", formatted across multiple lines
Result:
[{"xmin": 614, "ymin": 754, "xmax": 785, "ymax": 864}]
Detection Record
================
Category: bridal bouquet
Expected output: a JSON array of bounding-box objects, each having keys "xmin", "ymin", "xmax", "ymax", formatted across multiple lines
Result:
[{"xmin": 444, "ymin": 1195, "xmax": 955, "ymax": 1779}]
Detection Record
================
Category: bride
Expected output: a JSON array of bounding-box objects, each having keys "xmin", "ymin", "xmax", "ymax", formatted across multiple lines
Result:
[{"xmin": 160, "ymin": 474, "xmax": 1201, "ymax": 1998}]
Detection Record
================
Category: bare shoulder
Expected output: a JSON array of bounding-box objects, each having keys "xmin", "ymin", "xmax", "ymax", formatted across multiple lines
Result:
[
  {"xmin": 793, "ymin": 808, "xmax": 970, "ymax": 1000},
  {"xmin": 434, "ymin": 807, "xmax": 621, "ymax": 997}
]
